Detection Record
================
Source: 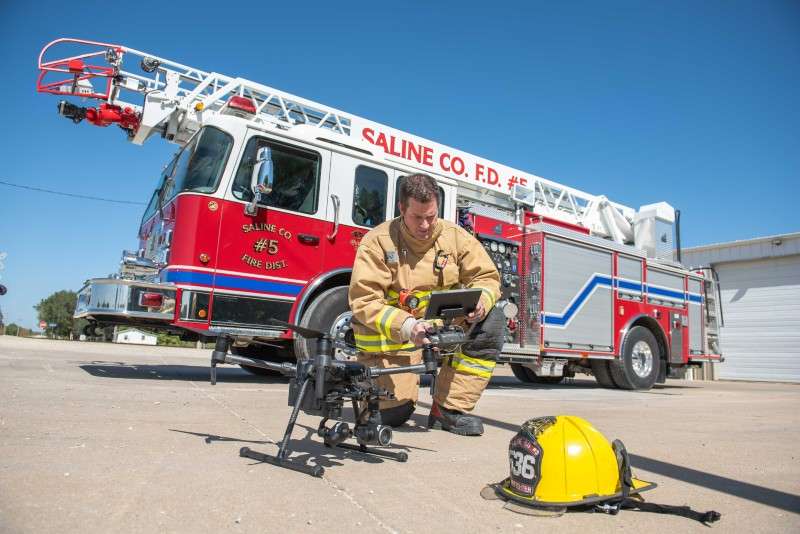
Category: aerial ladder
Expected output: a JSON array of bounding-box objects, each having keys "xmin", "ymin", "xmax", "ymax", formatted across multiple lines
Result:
[{"xmin": 38, "ymin": 37, "xmax": 646, "ymax": 248}]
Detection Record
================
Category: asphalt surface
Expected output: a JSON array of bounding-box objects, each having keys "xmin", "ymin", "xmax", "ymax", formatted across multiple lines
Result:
[{"xmin": 1, "ymin": 336, "xmax": 798, "ymax": 533}]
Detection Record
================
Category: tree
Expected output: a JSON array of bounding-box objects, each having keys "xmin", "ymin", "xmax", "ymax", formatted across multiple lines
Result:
[
  {"xmin": 73, "ymin": 317, "xmax": 89, "ymax": 338},
  {"xmin": 156, "ymin": 332, "xmax": 192, "ymax": 347},
  {"xmin": 3, "ymin": 323, "xmax": 29, "ymax": 336},
  {"xmin": 34, "ymin": 290, "xmax": 77, "ymax": 338}
]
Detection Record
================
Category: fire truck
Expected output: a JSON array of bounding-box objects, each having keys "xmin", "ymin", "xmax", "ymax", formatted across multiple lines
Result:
[{"xmin": 38, "ymin": 38, "xmax": 722, "ymax": 390}]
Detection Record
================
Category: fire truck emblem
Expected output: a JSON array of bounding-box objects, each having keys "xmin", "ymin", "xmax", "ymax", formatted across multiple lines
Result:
[{"xmin": 208, "ymin": 201, "xmax": 218, "ymax": 211}]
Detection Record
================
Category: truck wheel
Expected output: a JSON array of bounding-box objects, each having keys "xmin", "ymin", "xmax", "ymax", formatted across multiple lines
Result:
[
  {"xmin": 510, "ymin": 363, "xmax": 534, "ymax": 383},
  {"xmin": 533, "ymin": 375, "xmax": 564, "ymax": 385},
  {"xmin": 295, "ymin": 286, "xmax": 355, "ymax": 362},
  {"xmin": 609, "ymin": 326, "xmax": 660, "ymax": 390},
  {"xmin": 84, "ymin": 323, "xmax": 102, "ymax": 337},
  {"xmin": 232, "ymin": 343, "xmax": 291, "ymax": 377},
  {"xmin": 509, "ymin": 363, "xmax": 564, "ymax": 384},
  {"xmin": 590, "ymin": 359, "xmax": 617, "ymax": 388}
]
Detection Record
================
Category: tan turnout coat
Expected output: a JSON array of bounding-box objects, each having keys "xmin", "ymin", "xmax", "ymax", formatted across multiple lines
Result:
[{"xmin": 348, "ymin": 217, "xmax": 501, "ymax": 411}]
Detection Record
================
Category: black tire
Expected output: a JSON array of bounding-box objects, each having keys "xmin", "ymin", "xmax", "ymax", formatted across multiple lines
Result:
[
  {"xmin": 232, "ymin": 343, "xmax": 291, "ymax": 377},
  {"xmin": 509, "ymin": 363, "xmax": 565, "ymax": 385},
  {"xmin": 83, "ymin": 323, "xmax": 103, "ymax": 337},
  {"xmin": 294, "ymin": 286, "xmax": 353, "ymax": 362},
  {"xmin": 609, "ymin": 326, "xmax": 660, "ymax": 390},
  {"xmin": 510, "ymin": 363, "xmax": 533, "ymax": 383},
  {"xmin": 532, "ymin": 375, "xmax": 564, "ymax": 385},
  {"xmin": 590, "ymin": 359, "xmax": 617, "ymax": 388}
]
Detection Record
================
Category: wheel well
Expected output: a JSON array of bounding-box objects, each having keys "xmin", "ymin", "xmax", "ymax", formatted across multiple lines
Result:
[
  {"xmin": 294, "ymin": 272, "xmax": 351, "ymax": 321},
  {"xmin": 628, "ymin": 316, "xmax": 669, "ymax": 363}
]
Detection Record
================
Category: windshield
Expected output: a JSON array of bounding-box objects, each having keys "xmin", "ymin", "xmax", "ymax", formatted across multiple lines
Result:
[
  {"xmin": 140, "ymin": 156, "xmax": 178, "ymax": 225},
  {"xmin": 161, "ymin": 126, "xmax": 233, "ymax": 203}
]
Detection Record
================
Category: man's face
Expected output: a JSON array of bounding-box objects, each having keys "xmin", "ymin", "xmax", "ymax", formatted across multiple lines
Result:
[{"xmin": 399, "ymin": 197, "xmax": 438, "ymax": 241}]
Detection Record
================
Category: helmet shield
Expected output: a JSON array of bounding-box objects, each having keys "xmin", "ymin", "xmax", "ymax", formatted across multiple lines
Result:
[{"xmin": 506, "ymin": 416, "xmax": 555, "ymax": 498}]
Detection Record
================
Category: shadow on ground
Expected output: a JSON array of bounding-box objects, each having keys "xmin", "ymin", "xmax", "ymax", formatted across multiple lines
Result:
[
  {"xmin": 79, "ymin": 361, "xmax": 289, "ymax": 383},
  {"xmin": 170, "ymin": 426, "xmax": 412, "ymax": 475},
  {"xmin": 416, "ymin": 400, "xmax": 800, "ymax": 513},
  {"xmin": 486, "ymin": 376, "xmax": 699, "ymax": 395}
]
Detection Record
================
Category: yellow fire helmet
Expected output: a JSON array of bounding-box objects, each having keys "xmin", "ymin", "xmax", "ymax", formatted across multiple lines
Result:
[
  {"xmin": 490, "ymin": 415, "xmax": 721, "ymax": 525},
  {"xmin": 481, "ymin": 415, "xmax": 722, "ymax": 525},
  {"xmin": 501, "ymin": 415, "xmax": 654, "ymax": 507}
]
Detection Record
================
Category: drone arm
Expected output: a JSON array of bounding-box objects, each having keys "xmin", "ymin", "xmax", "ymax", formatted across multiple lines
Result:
[
  {"xmin": 368, "ymin": 344, "xmax": 439, "ymax": 377},
  {"xmin": 369, "ymin": 363, "xmax": 428, "ymax": 377},
  {"xmin": 218, "ymin": 351, "xmax": 297, "ymax": 376}
]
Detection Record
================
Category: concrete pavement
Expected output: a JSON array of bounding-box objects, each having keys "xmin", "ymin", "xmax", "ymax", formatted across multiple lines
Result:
[{"xmin": 1, "ymin": 336, "xmax": 798, "ymax": 533}]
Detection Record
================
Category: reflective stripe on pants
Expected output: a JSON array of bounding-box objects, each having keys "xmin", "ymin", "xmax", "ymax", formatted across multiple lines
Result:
[{"xmin": 449, "ymin": 352, "xmax": 496, "ymax": 379}]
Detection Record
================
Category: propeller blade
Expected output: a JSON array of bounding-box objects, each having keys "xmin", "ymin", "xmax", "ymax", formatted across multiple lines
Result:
[{"xmin": 269, "ymin": 318, "xmax": 325, "ymax": 339}]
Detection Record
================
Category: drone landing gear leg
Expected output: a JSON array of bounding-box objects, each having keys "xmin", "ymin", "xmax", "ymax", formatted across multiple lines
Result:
[
  {"xmin": 210, "ymin": 335, "xmax": 231, "ymax": 385},
  {"xmin": 240, "ymin": 377, "xmax": 325, "ymax": 478},
  {"xmin": 334, "ymin": 443, "xmax": 408, "ymax": 462}
]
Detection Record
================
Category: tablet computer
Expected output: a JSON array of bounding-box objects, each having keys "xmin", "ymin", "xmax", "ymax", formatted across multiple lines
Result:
[{"xmin": 423, "ymin": 288, "xmax": 482, "ymax": 321}]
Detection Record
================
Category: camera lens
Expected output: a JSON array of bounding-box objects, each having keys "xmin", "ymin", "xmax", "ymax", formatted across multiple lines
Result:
[{"xmin": 376, "ymin": 425, "xmax": 392, "ymax": 447}]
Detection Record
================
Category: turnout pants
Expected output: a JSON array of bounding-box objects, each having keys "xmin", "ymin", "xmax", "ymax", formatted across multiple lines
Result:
[{"xmin": 357, "ymin": 306, "xmax": 506, "ymax": 413}]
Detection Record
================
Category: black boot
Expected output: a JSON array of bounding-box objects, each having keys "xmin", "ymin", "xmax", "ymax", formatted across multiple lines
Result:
[
  {"xmin": 428, "ymin": 402, "xmax": 484, "ymax": 436},
  {"xmin": 380, "ymin": 401, "xmax": 415, "ymax": 427}
]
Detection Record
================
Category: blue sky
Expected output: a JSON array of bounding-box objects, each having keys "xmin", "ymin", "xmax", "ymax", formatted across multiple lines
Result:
[{"xmin": 0, "ymin": 0, "xmax": 798, "ymax": 328}]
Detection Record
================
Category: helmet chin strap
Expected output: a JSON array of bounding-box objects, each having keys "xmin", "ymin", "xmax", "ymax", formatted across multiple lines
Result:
[{"xmin": 597, "ymin": 439, "xmax": 721, "ymax": 525}]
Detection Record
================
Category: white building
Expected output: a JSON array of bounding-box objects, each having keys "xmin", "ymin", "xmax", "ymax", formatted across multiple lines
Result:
[
  {"xmin": 114, "ymin": 328, "xmax": 157, "ymax": 346},
  {"xmin": 681, "ymin": 232, "xmax": 800, "ymax": 383}
]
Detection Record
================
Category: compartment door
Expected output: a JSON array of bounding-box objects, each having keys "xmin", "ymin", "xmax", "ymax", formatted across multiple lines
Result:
[{"xmin": 542, "ymin": 237, "xmax": 613, "ymax": 351}]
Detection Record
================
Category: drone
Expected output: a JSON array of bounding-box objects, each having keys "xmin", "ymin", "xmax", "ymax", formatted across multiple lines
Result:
[{"xmin": 208, "ymin": 288, "xmax": 481, "ymax": 477}]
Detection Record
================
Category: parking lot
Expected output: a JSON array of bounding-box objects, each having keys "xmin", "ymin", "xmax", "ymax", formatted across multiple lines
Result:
[{"xmin": 1, "ymin": 336, "xmax": 798, "ymax": 533}]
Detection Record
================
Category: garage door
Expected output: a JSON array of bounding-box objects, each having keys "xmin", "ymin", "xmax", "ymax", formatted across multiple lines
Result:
[{"xmin": 716, "ymin": 254, "xmax": 800, "ymax": 382}]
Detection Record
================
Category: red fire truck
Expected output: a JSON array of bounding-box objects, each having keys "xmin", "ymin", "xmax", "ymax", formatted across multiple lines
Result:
[{"xmin": 38, "ymin": 38, "xmax": 722, "ymax": 390}]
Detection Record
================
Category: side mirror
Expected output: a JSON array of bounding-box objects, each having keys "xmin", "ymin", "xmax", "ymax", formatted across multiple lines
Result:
[{"xmin": 245, "ymin": 146, "xmax": 274, "ymax": 216}]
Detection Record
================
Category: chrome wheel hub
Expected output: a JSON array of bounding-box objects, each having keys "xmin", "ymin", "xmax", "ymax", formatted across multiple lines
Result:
[
  {"xmin": 331, "ymin": 311, "xmax": 356, "ymax": 361},
  {"xmin": 631, "ymin": 340, "xmax": 654, "ymax": 378}
]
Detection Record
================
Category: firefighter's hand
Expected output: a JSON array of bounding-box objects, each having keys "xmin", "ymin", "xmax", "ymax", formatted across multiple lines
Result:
[
  {"xmin": 410, "ymin": 321, "xmax": 434, "ymax": 347},
  {"xmin": 466, "ymin": 301, "xmax": 486, "ymax": 324}
]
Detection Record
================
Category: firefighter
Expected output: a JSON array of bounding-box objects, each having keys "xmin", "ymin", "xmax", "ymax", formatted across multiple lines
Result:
[{"xmin": 349, "ymin": 173, "xmax": 503, "ymax": 436}]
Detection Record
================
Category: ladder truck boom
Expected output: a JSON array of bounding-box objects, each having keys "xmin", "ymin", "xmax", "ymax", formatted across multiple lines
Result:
[{"xmin": 37, "ymin": 37, "xmax": 651, "ymax": 245}]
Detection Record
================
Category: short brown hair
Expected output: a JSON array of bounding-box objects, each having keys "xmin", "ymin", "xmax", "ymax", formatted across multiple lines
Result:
[{"xmin": 398, "ymin": 174, "xmax": 439, "ymax": 207}]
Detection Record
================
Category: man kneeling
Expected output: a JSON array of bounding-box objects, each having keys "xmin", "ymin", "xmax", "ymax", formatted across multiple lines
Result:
[{"xmin": 349, "ymin": 173, "xmax": 503, "ymax": 436}]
